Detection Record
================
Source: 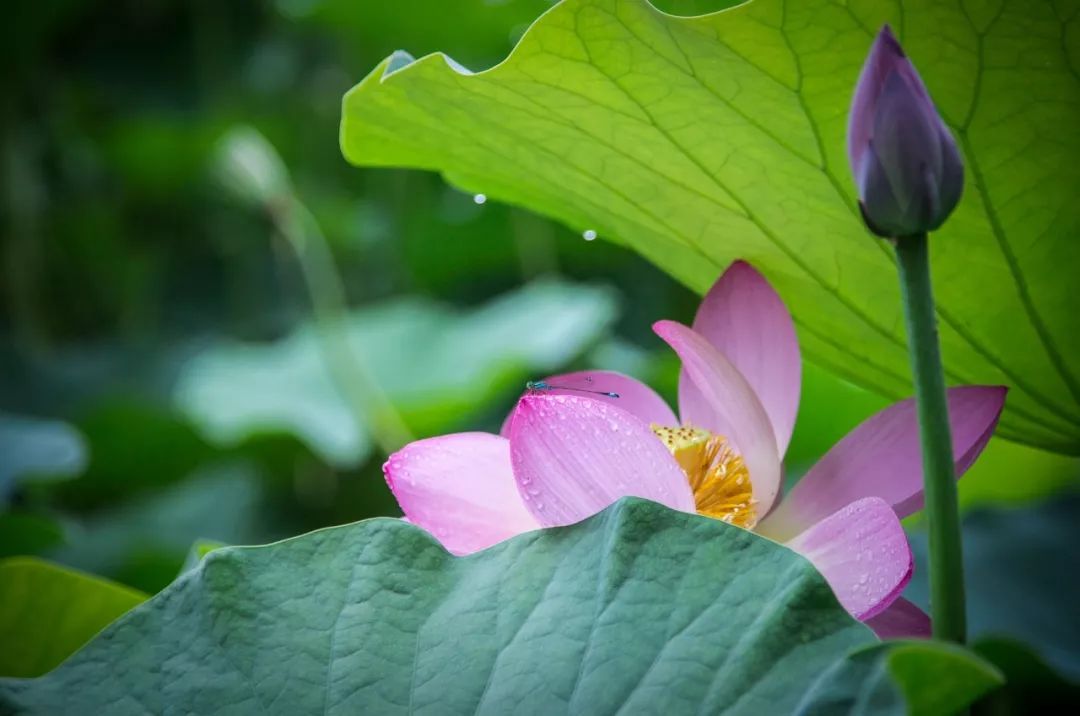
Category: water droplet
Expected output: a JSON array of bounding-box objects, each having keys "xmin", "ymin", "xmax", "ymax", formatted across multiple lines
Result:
[
  {"xmin": 858, "ymin": 573, "xmax": 869, "ymax": 585},
  {"xmin": 473, "ymin": 193, "xmax": 487, "ymax": 204},
  {"xmin": 582, "ymin": 229, "xmax": 597, "ymax": 241}
]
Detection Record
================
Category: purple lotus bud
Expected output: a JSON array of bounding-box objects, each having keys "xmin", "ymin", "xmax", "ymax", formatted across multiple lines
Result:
[{"xmin": 847, "ymin": 26, "xmax": 963, "ymax": 239}]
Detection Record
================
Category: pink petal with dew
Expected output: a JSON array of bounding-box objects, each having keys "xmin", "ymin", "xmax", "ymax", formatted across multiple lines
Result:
[
  {"xmin": 689, "ymin": 261, "xmax": 801, "ymax": 454},
  {"xmin": 758, "ymin": 386, "xmax": 1006, "ymax": 541},
  {"xmin": 383, "ymin": 432, "xmax": 540, "ymax": 556},
  {"xmin": 499, "ymin": 370, "xmax": 677, "ymax": 437},
  {"xmin": 508, "ymin": 394, "xmax": 694, "ymax": 527},
  {"xmin": 786, "ymin": 497, "xmax": 913, "ymax": 621},
  {"xmin": 655, "ymin": 320, "xmax": 782, "ymax": 515},
  {"xmin": 865, "ymin": 597, "xmax": 931, "ymax": 640}
]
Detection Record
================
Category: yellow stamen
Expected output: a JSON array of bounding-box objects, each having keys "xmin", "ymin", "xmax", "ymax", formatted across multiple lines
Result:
[{"xmin": 652, "ymin": 425, "xmax": 757, "ymax": 528}]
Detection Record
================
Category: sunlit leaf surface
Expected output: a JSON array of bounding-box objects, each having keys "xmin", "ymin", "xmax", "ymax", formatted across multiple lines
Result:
[{"xmin": 341, "ymin": 0, "xmax": 1080, "ymax": 454}]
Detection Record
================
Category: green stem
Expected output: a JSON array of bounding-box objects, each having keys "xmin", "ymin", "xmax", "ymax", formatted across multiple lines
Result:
[
  {"xmin": 894, "ymin": 232, "xmax": 966, "ymax": 644},
  {"xmin": 272, "ymin": 197, "xmax": 413, "ymax": 456}
]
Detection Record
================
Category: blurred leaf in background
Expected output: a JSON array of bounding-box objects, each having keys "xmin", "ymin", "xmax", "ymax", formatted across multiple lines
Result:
[
  {"xmin": 797, "ymin": 641, "xmax": 1003, "ymax": 716},
  {"xmin": 973, "ymin": 638, "xmax": 1080, "ymax": 714},
  {"xmin": 906, "ymin": 496, "xmax": 1080, "ymax": 684},
  {"xmin": 0, "ymin": 415, "xmax": 86, "ymax": 561},
  {"xmin": 49, "ymin": 462, "xmax": 270, "ymax": 593},
  {"xmin": 0, "ymin": 414, "xmax": 85, "ymax": 502},
  {"xmin": 0, "ymin": 514, "xmax": 65, "ymax": 561},
  {"xmin": 0, "ymin": 557, "xmax": 147, "ymax": 678},
  {"xmin": 47, "ymin": 402, "xmax": 215, "ymax": 510},
  {"xmin": 174, "ymin": 280, "xmax": 616, "ymax": 466},
  {"xmin": 0, "ymin": 0, "xmax": 695, "ymax": 598}
]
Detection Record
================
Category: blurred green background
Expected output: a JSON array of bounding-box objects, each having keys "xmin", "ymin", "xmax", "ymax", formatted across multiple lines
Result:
[
  {"xmin": 1, "ymin": 0, "xmax": 1078, "ymax": 693},
  {"xmin": 0, "ymin": 0, "xmax": 702, "ymax": 592}
]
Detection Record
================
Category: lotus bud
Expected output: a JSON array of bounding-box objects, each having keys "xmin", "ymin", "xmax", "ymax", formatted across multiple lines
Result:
[
  {"xmin": 847, "ymin": 26, "xmax": 963, "ymax": 239},
  {"xmin": 213, "ymin": 125, "xmax": 292, "ymax": 210}
]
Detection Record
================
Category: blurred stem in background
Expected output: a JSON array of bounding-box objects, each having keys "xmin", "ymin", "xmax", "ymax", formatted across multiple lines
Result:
[
  {"xmin": 2, "ymin": 129, "xmax": 49, "ymax": 359},
  {"xmin": 510, "ymin": 208, "xmax": 559, "ymax": 280},
  {"xmin": 215, "ymin": 127, "xmax": 413, "ymax": 456},
  {"xmin": 271, "ymin": 197, "xmax": 414, "ymax": 453}
]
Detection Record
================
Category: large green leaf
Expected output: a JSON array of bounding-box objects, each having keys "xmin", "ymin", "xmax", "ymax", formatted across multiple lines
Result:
[
  {"xmin": 340, "ymin": 0, "xmax": 1080, "ymax": 454},
  {"xmin": 0, "ymin": 499, "xmax": 877, "ymax": 714},
  {"xmin": 174, "ymin": 280, "xmax": 616, "ymax": 467},
  {"xmin": 0, "ymin": 558, "xmax": 147, "ymax": 678},
  {"xmin": 796, "ymin": 641, "xmax": 1003, "ymax": 716}
]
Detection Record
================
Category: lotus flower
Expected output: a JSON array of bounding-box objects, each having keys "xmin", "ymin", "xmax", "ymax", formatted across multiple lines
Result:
[
  {"xmin": 384, "ymin": 262, "xmax": 1005, "ymax": 636},
  {"xmin": 848, "ymin": 25, "xmax": 963, "ymax": 239}
]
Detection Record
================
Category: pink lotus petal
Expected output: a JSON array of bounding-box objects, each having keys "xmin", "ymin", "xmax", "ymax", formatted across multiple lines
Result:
[
  {"xmin": 508, "ymin": 394, "xmax": 694, "ymax": 527},
  {"xmin": 758, "ymin": 386, "xmax": 1006, "ymax": 541},
  {"xmin": 383, "ymin": 432, "xmax": 539, "ymax": 556},
  {"xmin": 499, "ymin": 370, "xmax": 677, "ymax": 437},
  {"xmin": 690, "ymin": 261, "xmax": 801, "ymax": 453},
  {"xmin": 786, "ymin": 497, "xmax": 913, "ymax": 621},
  {"xmin": 654, "ymin": 320, "xmax": 782, "ymax": 515},
  {"xmin": 865, "ymin": 597, "xmax": 931, "ymax": 640}
]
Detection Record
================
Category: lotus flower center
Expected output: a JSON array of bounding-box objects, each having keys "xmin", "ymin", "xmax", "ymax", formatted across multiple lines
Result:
[{"xmin": 651, "ymin": 425, "xmax": 757, "ymax": 528}]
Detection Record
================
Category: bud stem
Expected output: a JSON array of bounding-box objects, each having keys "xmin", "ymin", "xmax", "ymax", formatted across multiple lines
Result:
[{"xmin": 894, "ymin": 232, "xmax": 966, "ymax": 644}]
